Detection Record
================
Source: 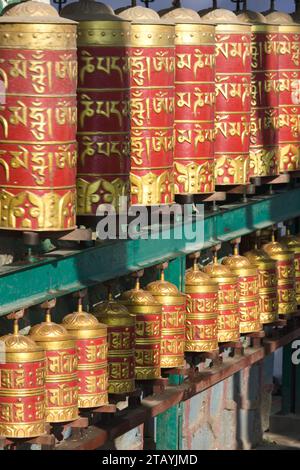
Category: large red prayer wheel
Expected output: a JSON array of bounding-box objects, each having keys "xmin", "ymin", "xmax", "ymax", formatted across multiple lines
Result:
[
  {"xmin": 61, "ymin": 1, "xmax": 131, "ymax": 215},
  {"xmin": 0, "ymin": 2, "xmax": 77, "ymax": 231},
  {"xmin": 238, "ymin": 10, "xmax": 279, "ymax": 177},
  {"xmin": 119, "ymin": 6, "xmax": 175, "ymax": 205},
  {"xmin": 0, "ymin": 320, "xmax": 45, "ymax": 438},
  {"xmin": 265, "ymin": 12, "xmax": 300, "ymax": 173},
  {"xmin": 161, "ymin": 8, "xmax": 215, "ymax": 195},
  {"xmin": 202, "ymin": 9, "xmax": 252, "ymax": 186}
]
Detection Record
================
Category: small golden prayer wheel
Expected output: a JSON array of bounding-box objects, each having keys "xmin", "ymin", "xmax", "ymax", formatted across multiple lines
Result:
[
  {"xmin": 185, "ymin": 252, "xmax": 219, "ymax": 352},
  {"xmin": 62, "ymin": 293, "xmax": 108, "ymax": 408},
  {"xmin": 280, "ymin": 226, "xmax": 300, "ymax": 305},
  {"xmin": 245, "ymin": 232, "xmax": 278, "ymax": 324},
  {"xmin": 92, "ymin": 293, "xmax": 135, "ymax": 395},
  {"xmin": 146, "ymin": 264, "xmax": 185, "ymax": 368},
  {"xmin": 0, "ymin": 311, "xmax": 45, "ymax": 438},
  {"xmin": 263, "ymin": 228, "xmax": 297, "ymax": 315},
  {"xmin": 203, "ymin": 245, "xmax": 240, "ymax": 343},
  {"xmin": 222, "ymin": 240, "xmax": 261, "ymax": 333},
  {"xmin": 29, "ymin": 300, "xmax": 78, "ymax": 423},
  {"xmin": 121, "ymin": 273, "xmax": 162, "ymax": 380}
]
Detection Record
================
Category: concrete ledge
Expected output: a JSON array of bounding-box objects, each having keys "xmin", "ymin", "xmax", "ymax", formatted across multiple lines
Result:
[{"xmin": 269, "ymin": 413, "xmax": 300, "ymax": 436}]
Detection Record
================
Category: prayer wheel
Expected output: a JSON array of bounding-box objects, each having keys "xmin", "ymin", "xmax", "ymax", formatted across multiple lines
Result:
[
  {"xmin": 201, "ymin": 9, "xmax": 252, "ymax": 185},
  {"xmin": 121, "ymin": 276, "xmax": 162, "ymax": 379},
  {"xmin": 222, "ymin": 241, "xmax": 261, "ymax": 333},
  {"xmin": 61, "ymin": 0, "xmax": 131, "ymax": 215},
  {"xmin": 263, "ymin": 230, "xmax": 297, "ymax": 315},
  {"xmin": 238, "ymin": 10, "xmax": 279, "ymax": 177},
  {"xmin": 0, "ymin": 318, "xmax": 45, "ymax": 438},
  {"xmin": 204, "ymin": 247, "xmax": 240, "ymax": 343},
  {"xmin": 265, "ymin": 12, "xmax": 300, "ymax": 172},
  {"xmin": 119, "ymin": 6, "xmax": 175, "ymax": 205},
  {"xmin": 146, "ymin": 267, "xmax": 185, "ymax": 368},
  {"xmin": 92, "ymin": 295, "xmax": 135, "ymax": 395},
  {"xmin": 280, "ymin": 227, "xmax": 300, "ymax": 305},
  {"xmin": 185, "ymin": 253, "xmax": 218, "ymax": 352},
  {"xmin": 161, "ymin": 8, "xmax": 215, "ymax": 195},
  {"xmin": 0, "ymin": 2, "xmax": 77, "ymax": 230},
  {"xmin": 63, "ymin": 298, "xmax": 108, "ymax": 408},
  {"xmin": 245, "ymin": 234, "xmax": 278, "ymax": 324},
  {"xmin": 30, "ymin": 303, "xmax": 78, "ymax": 423}
]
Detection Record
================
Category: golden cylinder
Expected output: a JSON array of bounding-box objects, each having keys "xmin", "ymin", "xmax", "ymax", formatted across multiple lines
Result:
[
  {"xmin": 120, "ymin": 285, "xmax": 162, "ymax": 380},
  {"xmin": 204, "ymin": 261, "xmax": 240, "ymax": 342},
  {"xmin": 146, "ymin": 275, "xmax": 186, "ymax": 368},
  {"xmin": 263, "ymin": 239, "xmax": 297, "ymax": 315},
  {"xmin": 92, "ymin": 299, "xmax": 135, "ymax": 395},
  {"xmin": 244, "ymin": 248, "xmax": 278, "ymax": 324}
]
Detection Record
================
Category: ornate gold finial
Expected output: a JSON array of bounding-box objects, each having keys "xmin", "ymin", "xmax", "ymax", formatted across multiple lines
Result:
[
  {"xmin": 189, "ymin": 251, "xmax": 201, "ymax": 271},
  {"xmin": 7, "ymin": 309, "xmax": 25, "ymax": 335},
  {"xmin": 40, "ymin": 299, "xmax": 56, "ymax": 323},
  {"xmin": 271, "ymin": 225, "xmax": 276, "ymax": 242},
  {"xmin": 237, "ymin": 10, "xmax": 267, "ymax": 23},
  {"xmin": 162, "ymin": 7, "xmax": 202, "ymax": 23},
  {"xmin": 212, "ymin": 244, "xmax": 222, "ymax": 264},
  {"xmin": 202, "ymin": 8, "xmax": 240, "ymax": 22},
  {"xmin": 119, "ymin": 5, "xmax": 161, "ymax": 23},
  {"xmin": 3, "ymin": 309, "xmax": 42, "ymax": 353},
  {"xmin": 231, "ymin": 237, "xmax": 241, "ymax": 256},
  {"xmin": 73, "ymin": 288, "xmax": 88, "ymax": 314},
  {"xmin": 265, "ymin": 11, "xmax": 295, "ymax": 24},
  {"xmin": 132, "ymin": 270, "xmax": 144, "ymax": 290}
]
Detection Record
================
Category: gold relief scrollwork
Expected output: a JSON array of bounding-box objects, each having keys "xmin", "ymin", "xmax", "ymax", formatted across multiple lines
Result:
[
  {"xmin": 77, "ymin": 177, "xmax": 129, "ymax": 214},
  {"xmin": 279, "ymin": 144, "xmax": 300, "ymax": 171},
  {"xmin": 174, "ymin": 161, "xmax": 213, "ymax": 194},
  {"xmin": 0, "ymin": 189, "xmax": 75, "ymax": 230},
  {"xmin": 249, "ymin": 148, "xmax": 277, "ymax": 177},
  {"xmin": 0, "ymin": 422, "xmax": 45, "ymax": 439},
  {"xmin": 130, "ymin": 170, "xmax": 174, "ymax": 205},
  {"xmin": 215, "ymin": 155, "xmax": 249, "ymax": 184}
]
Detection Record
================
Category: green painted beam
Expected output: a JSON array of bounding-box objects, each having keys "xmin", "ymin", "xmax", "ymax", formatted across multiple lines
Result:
[{"xmin": 0, "ymin": 189, "xmax": 299, "ymax": 316}]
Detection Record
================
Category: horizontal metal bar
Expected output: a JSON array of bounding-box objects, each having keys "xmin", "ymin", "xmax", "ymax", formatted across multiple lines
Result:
[
  {"xmin": 56, "ymin": 325, "xmax": 300, "ymax": 450},
  {"xmin": 0, "ymin": 188, "xmax": 299, "ymax": 316}
]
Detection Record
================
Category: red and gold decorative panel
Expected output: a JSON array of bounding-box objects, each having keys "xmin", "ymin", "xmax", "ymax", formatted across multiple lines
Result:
[
  {"xmin": 172, "ymin": 23, "xmax": 215, "ymax": 194},
  {"xmin": 214, "ymin": 24, "xmax": 252, "ymax": 185},
  {"xmin": 0, "ymin": 20, "xmax": 77, "ymax": 230},
  {"xmin": 249, "ymin": 25, "xmax": 280, "ymax": 177},
  {"xmin": 75, "ymin": 20, "xmax": 131, "ymax": 214}
]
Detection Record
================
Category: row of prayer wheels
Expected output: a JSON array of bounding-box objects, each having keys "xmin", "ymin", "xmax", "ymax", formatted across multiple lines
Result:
[
  {"xmin": 1, "ymin": 2, "xmax": 300, "ymax": 230},
  {"xmin": 1, "ymin": 225, "xmax": 299, "ymax": 439}
]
